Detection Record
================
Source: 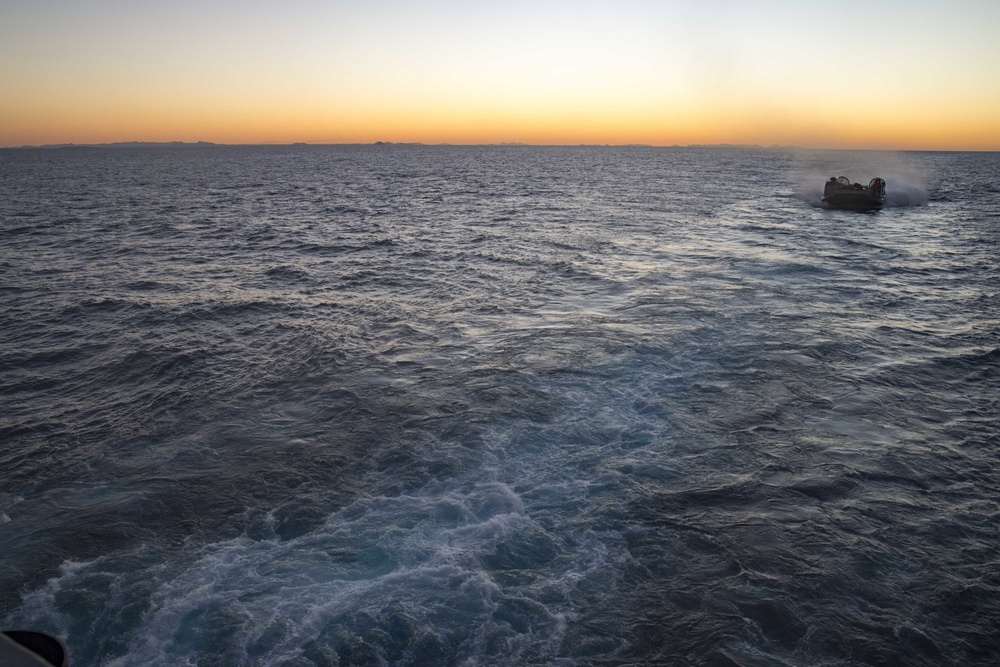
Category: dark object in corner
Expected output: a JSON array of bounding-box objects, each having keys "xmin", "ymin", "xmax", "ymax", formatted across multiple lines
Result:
[
  {"xmin": 1, "ymin": 631, "xmax": 69, "ymax": 667},
  {"xmin": 822, "ymin": 175, "xmax": 886, "ymax": 210}
]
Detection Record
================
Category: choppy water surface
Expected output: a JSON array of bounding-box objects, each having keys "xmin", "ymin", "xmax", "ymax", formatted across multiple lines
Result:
[{"xmin": 1, "ymin": 145, "xmax": 998, "ymax": 666}]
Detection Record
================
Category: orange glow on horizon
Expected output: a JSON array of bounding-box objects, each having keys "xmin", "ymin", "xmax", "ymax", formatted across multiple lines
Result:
[
  {"xmin": 4, "ymin": 96, "xmax": 999, "ymax": 151},
  {"xmin": 3, "ymin": 1, "xmax": 999, "ymax": 151}
]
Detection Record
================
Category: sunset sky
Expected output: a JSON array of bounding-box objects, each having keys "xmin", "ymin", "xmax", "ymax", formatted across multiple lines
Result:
[{"xmin": 2, "ymin": 0, "xmax": 999, "ymax": 149}]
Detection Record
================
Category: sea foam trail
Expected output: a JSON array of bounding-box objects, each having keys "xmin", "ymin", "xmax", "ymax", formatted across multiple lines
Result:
[{"xmin": 15, "ymin": 483, "xmax": 579, "ymax": 666}]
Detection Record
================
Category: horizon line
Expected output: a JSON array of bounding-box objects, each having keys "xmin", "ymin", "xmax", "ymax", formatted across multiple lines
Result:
[{"xmin": 3, "ymin": 140, "xmax": 996, "ymax": 153}]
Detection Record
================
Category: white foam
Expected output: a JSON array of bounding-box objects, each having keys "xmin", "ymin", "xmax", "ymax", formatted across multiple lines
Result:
[{"xmin": 52, "ymin": 481, "xmax": 569, "ymax": 665}]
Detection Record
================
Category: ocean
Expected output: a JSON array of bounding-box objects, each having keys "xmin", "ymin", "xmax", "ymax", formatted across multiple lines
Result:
[{"xmin": 1, "ymin": 144, "xmax": 998, "ymax": 666}]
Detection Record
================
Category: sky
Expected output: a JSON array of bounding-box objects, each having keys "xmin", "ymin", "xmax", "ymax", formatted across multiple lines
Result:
[{"xmin": 2, "ymin": 0, "xmax": 999, "ymax": 149}]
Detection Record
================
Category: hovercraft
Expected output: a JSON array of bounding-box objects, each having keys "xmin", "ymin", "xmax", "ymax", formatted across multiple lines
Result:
[{"xmin": 822, "ymin": 176, "xmax": 886, "ymax": 211}]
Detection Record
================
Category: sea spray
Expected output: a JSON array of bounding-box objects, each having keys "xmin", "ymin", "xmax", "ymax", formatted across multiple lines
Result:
[{"xmin": 791, "ymin": 149, "xmax": 930, "ymax": 207}]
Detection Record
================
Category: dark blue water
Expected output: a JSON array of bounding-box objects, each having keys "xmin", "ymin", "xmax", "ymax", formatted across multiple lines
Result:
[{"xmin": 1, "ymin": 145, "xmax": 998, "ymax": 666}]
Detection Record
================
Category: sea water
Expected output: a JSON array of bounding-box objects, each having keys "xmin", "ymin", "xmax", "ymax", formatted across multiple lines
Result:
[{"xmin": 1, "ymin": 145, "xmax": 998, "ymax": 666}]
